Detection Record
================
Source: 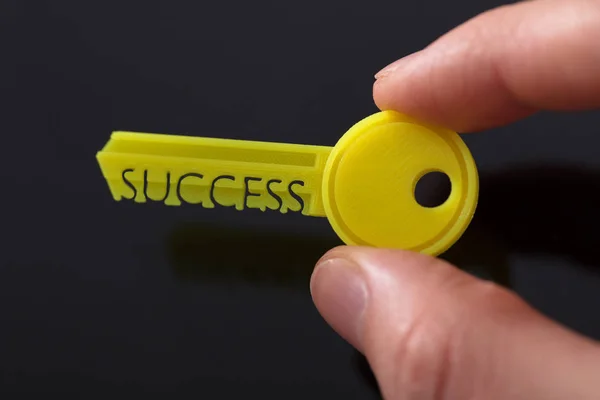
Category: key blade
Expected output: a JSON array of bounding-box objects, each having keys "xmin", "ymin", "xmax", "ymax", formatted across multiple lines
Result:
[{"xmin": 96, "ymin": 131, "xmax": 332, "ymax": 216}]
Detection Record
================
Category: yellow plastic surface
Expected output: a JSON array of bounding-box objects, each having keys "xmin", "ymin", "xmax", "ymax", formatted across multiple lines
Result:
[
  {"xmin": 323, "ymin": 111, "xmax": 478, "ymax": 255},
  {"xmin": 97, "ymin": 110, "xmax": 478, "ymax": 255},
  {"xmin": 97, "ymin": 132, "xmax": 332, "ymax": 215}
]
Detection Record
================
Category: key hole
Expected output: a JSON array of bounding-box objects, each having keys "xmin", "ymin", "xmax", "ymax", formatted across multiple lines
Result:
[{"xmin": 414, "ymin": 171, "xmax": 451, "ymax": 208}]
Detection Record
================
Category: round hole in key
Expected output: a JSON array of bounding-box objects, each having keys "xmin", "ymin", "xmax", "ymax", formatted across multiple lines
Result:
[{"xmin": 414, "ymin": 171, "xmax": 452, "ymax": 208}]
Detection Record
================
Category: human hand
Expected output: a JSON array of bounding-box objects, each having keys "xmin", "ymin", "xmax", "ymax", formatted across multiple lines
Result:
[{"xmin": 310, "ymin": 1, "xmax": 600, "ymax": 398}]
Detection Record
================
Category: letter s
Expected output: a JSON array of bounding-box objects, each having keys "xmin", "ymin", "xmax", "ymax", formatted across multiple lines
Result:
[
  {"xmin": 122, "ymin": 169, "xmax": 137, "ymax": 200},
  {"xmin": 288, "ymin": 180, "xmax": 305, "ymax": 213},
  {"xmin": 266, "ymin": 179, "xmax": 283, "ymax": 211}
]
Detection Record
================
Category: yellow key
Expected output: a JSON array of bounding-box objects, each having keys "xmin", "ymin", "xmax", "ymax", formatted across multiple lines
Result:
[{"xmin": 96, "ymin": 111, "xmax": 478, "ymax": 256}]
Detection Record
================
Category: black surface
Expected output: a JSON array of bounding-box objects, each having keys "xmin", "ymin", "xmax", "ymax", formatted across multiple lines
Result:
[{"xmin": 2, "ymin": 0, "xmax": 600, "ymax": 397}]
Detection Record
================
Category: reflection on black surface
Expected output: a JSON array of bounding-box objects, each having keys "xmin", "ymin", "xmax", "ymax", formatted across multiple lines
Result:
[
  {"xmin": 480, "ymin": 165, "xmax": 600, "ymax": 268},
  {"xmin": 444, "ymin": 164, "xmax": 600, "ymax": 284},
  {"xmin": 167, "ymin": 164, "xmax": 600, "ymax": 287},
  {"xmin": 165, "ymin": 164, "xmax": 600, "ymax": 398},
  {"xmin": 166, "ymin": 225, "xmax": 382, "ymax": 396},
  {"xmin": 167, "ymin": 224, "xmax": 342, "ymax": 288}
]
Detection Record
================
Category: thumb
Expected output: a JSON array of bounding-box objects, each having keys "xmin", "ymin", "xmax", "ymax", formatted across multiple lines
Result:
[{"xmin": 310, "ymin": 246, "xmax": 600, "ymax": 399}]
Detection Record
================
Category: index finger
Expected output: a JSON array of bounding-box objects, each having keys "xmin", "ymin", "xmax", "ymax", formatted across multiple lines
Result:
[{"xmin": 373, "ymin": 0, "xmax": 600, "ymax": 132}]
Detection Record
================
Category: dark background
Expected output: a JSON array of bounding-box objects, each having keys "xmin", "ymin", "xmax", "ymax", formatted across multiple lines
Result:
[{"xmin": 2, "ymin": 0, "xmax": 600, "ymax": 397}]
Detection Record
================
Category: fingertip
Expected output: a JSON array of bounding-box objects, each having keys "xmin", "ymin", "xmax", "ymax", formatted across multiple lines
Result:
[
  {"xmin": 310, "ymin": 246, "xmax": 440, "ymax": 352},
  {"xmin": 310, "ymin": 247, "xmax": 369, "ymax": 351},
  {"xmin": 312, "ymin": 246, "xmax": 600, "ymax": 400},
  {"xmin": 372, "ymin": 78, "xmax": 394, "ymax": 114},
  {"xmin": 372, "ymin": 0, "xmax": 600, "ymax": 132},
  {"xmin": 372, "ymin": 46, "xmax": 527, "ymax": 133},
  {"xmin": 374, "ymin": 50, "xmax": 425, "ymax": 80},
  {"xmin": 314, "ymin": 245, "xmax": 350, "ymax": 266}
]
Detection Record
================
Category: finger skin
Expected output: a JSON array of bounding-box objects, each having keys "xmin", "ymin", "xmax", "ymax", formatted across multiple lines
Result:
[
  {"xmin": 311, "ymin": 246, "xmax": 600, "ymax": 399},
  {"xmin": 373, "ymin": 0, "xmax": 600, "ymax": 132}
]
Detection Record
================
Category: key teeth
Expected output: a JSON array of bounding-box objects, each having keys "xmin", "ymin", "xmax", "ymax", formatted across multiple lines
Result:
[
  {"xmin": 106, "ymin": 183, "xmax": 308, "ymax": 216},
  {"xmin": 110, "ymin": 197, "xmax": 297, "ymax": 214}
]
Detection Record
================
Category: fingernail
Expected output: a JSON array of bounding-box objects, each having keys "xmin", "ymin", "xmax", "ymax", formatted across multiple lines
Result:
[
  {"xmin": 375, "ymin": 50, "xmax": 423, "ymax": 79},
  {"xmin": 310, "ymin": 257, "xmax": 368, "ymax": 351}
]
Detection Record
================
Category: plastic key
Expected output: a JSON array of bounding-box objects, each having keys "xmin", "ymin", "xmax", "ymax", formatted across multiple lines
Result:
[{"xmin": 96, "ymin": 111, "xmax": 479, "ymax": 256}]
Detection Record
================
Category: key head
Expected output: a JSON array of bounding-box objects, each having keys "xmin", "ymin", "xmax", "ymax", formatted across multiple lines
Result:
[{"xmin": 322, "ymin": 111, "xmax": 479, "ymax": 256}]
